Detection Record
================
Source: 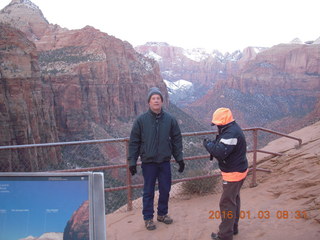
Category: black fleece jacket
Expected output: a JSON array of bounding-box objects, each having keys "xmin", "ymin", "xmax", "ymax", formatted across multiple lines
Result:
[
  {"xmin": 128, "ymin": 109, "xmax": 183, "ymax": 166},
  {"xmin": 204, "ymin": 121, "xmax": 248, "ymax": 172}
]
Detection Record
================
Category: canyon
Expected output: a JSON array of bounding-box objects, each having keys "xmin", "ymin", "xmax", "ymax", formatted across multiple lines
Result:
[
  {"xmin": 135, "ymin": 41, "xmax": 320, "ymax": 134},
  {"xmin": 1, "ymin": 0, "xmax": 319, "ymax": 172}
]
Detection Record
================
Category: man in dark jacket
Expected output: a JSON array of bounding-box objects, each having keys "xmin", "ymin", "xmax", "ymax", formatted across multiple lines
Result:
[
  {"xmin": 128, "ymin": 87, "xmax": 185, "ymax": 230},
  {"xmin": 203, "ymin": 108, "xmax": 248, "ymax": 240}
]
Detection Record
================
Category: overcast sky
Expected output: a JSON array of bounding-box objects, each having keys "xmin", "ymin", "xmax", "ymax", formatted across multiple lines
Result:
[{"xmin": 0, "ymin": 0, "xmax": 319, "ymax": 53}]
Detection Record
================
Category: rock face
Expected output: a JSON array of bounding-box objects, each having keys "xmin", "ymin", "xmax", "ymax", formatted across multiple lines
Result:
[
  {"xmin": 0, "ymin": 23, "xmax": 60, "ymax": 171},
  {"xmin": 135, "ymin": 42, "xmax": 232, "ymax": 104},
  {"xmin": 0, "ymin": 0, "xmax": 173, "ymax": 170},
  {"xmin": 141, "ymin": 40, "xmax": 320, "ymax": 149},
  {"xmin": 0, "ymin": 0, "xmax": 52, "ymax": 41},
  {"xmin": 226, "ymin": 44, "xmax": 320, "ymax": 95},
  {"xmin": 186, "ymin": 43, "xmax": 320, "ymax": 133},
  {"xmin": 136, "ymin": 41, "xmax": 320, "ymax": 134},
  {"xmin": 37, "ymin": 26, "xmax": 167, "ymax": 141},
  {"xmin": 63, "ymin": 200, "xmax": 89, "ymax": 240},
  {"xmin": 0, "ymin": 0, "xmax": 167, "ymax": 143}
]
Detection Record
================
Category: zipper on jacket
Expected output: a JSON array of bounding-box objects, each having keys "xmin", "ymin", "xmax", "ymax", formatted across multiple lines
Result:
[{"xmin": 155, "ymin": 114, "xmax": 160, "ymax": 162}]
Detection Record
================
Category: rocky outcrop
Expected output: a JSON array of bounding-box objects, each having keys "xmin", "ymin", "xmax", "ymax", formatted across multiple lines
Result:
[
  {"xmin": 0, "ymin": 1, "xmax": 167, "ymax": 143},
  {"xmin": 38, "ymin": 26, "xmax": 167, "ymax": 141},
  {"xmin": 135, "ymin": 42, "xmax": 230, "ymax": 103},
  {"xmin": 0, "ymin": 0, "xmax": 54, "ymax": 41},
  {"xmin": 0, "ymin": 23, "xmax": 60, "ymax": 171},
  {"xmin": 63, "ymin": 200, "xmax": 89, "ymax": 240},
  {"xmin": 0, "ymin": 1, "xmax": 171, "ymax": 170},
  {"xmin": 222, "ymin": 43, "xmax": 320, "ymax": 97},
  {"xmin": 185, "ymin": 43, "xmax": 320, "ymax": 134},
  {"xmin": 136, "ymin": 40, "xmax": 320, "ymax": 135}
]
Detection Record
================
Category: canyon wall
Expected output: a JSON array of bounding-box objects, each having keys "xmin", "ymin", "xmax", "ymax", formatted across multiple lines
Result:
[{"xmin": 0, "ymin": 23, "xmax": 60, "ymax": 171}]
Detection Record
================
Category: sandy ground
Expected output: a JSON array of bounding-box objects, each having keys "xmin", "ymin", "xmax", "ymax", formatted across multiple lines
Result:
[{"xmin": 106, "ymin": 121, "xmax": 320, "ymax": 240}]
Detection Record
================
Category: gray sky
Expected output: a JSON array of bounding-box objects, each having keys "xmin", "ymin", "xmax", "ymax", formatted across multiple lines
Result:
[{"xmin": 0, "ymin": 0, "xmax": 319, "ymax": 53}]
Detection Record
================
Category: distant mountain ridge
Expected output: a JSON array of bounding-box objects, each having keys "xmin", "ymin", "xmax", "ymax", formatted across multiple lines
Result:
[
  {"xmin": 135, "ymin": 40, "xmax": 320, "ymax": 134},
  {"xmin": 20, "ymin": 232, "xmax": 63, "ymax": 240},
  {"xmin": 135, "ymin": 42, "xmax": 264, "ymax": 105}
]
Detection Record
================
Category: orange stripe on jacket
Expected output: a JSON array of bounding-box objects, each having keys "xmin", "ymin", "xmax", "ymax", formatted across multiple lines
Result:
[{"xmin": 221, "ymin": 169, "xmax": 248, "ymax": 182}]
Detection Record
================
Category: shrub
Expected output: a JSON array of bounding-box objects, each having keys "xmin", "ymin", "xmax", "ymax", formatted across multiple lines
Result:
[{"xmin": 181, "ymin": 169, "xmax": 221, "ymax": 195}]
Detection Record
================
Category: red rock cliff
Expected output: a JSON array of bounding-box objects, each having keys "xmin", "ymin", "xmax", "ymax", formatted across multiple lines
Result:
[
  {"xmin": 0, "ymin": 23, "xmax": 60, "ymax": 171},
  {"xmin": 63, "ymin": 200, "xmax": 90, "ymax": 240},
  {"xmin": 37, "ymin": 26, "xmax": 167, "ymax": 140},
  {"xmin": 0, "ymin": 0, "xmax": 168, "ymax": 143},
  {"xmin": 135, "ymin": 42, "xmax": 225, "ymax": 90},
  {"xmin": 0, "ymin": 0, "xmax": 169, "ymax": 170},
  {"xmin": 185, "ymin": 43, "xmax": 320, "ymax": 133}
]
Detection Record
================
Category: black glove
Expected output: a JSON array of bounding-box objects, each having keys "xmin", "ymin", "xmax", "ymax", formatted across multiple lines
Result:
[
  {"xmin": 178, "ymin": 161, "xmax": 185, "ymax": 173},
  {"xmin": 203, "ymin": 139, "xmax": 214, "ymax": 161},
  {"xmin": 129, "ymin": 165, "xmax": 137, "ymax": 176}
]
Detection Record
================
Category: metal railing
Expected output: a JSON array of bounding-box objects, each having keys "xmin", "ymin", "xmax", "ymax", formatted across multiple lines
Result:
[{"xmin": 0, "ymin": 127, "xmax": 302, "ymax": 212}]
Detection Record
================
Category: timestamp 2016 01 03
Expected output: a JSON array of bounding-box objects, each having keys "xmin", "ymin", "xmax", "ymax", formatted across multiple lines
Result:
[{"xmin": 208, "ymin": 210, "xmax": 308, "ymax": 220}]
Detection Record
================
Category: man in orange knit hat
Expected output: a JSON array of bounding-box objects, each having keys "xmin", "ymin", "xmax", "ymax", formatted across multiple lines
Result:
[{"xmin": 203, "ymin": 108, "xmax": 248, "ymax": 240}]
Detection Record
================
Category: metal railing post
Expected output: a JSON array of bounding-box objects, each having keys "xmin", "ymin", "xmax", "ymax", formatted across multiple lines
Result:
[
  {"xmin": 250, "ymin": 129, "xmax": 258, "ymax": 187},
  {"xmin": 125, "ymin": 140, "xmax": 133, "ymax": 211}
]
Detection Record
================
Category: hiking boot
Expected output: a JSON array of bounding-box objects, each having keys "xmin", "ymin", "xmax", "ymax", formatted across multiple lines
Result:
[
  {"xmin": 211, "ymin": 232, "xmax": 221, "ymax": 240},
  {"xmin": 144, "ymin": 219, "xmax": 156, "ymax": 230},
  {"xmin": 157, "ymin": 214, "xmax": 173, "ymax": 224}
]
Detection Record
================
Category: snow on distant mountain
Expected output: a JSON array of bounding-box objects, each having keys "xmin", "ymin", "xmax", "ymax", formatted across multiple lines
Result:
[
  {"xmin": 314, "ymin": 37, "xmax": 320, "ymax": 44},
  {"xmin": 134, "ymin": 42, "xmax": 266, "ymax": 106},
  {"xmin": 144, "ymin": 50, "xmax": 162, "ymax": 61},
  {"xmin": 164, "ymin": 79, "xmax": 193, "ymax": 93},
  {"xmin": 162, "ymin": 70, "xmax": 178, "ymax": 79},
  {"xmin": 182, "ymin": 48, "xmax": 212, "ymax": 62},
  {"xmin": 11, "ymin": 0, "xmax": 41, "ymax": 11},
  {"xmin": 252, "ymin": 47, "xmax": 265, "ymax": 53},
  {"xmin": 290, "ymin": 38, "xmax": 303, "ymax": 44},
  {"xmin": 144, "ymin": 42, "xmax": 170, "ymax": 47},
  {"xmin": 164, "ymin": 79, "xmax": 195, "ymax": 105},
  {"xmin": 182, "ymin": 48, "xmax": 241, "ymax": 62},
  {"xmin": 181, "ymin": 47, "xmax": 240, "ymax": 62}
]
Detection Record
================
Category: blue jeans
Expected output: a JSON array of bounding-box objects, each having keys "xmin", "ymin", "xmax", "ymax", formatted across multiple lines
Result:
[{"xmin": 141, "ymin": 161, "xmax": 171, "ymax": 220}]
